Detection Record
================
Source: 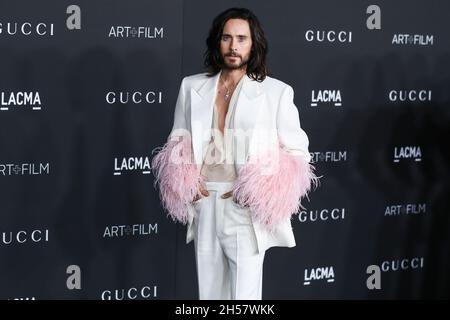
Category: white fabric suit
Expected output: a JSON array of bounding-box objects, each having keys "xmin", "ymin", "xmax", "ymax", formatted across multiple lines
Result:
[
  {"xmin": 190, "ymin": 72, "xmax": 264, "ymax": 299},
  {"xmin": 179, "ymin": 71, "xmax": 311, "ymax": 253},
  {"xmin": 155, "ymin": 70, "xmax": 313, "ymax": 300}
]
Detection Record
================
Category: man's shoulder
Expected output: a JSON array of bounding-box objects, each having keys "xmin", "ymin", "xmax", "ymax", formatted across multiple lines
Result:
[
  {"xmin": 181, "ymin": 72, "xmax": 210, "ymax": 84},
  {"xmin": 262, "ymin": 75, "xmax": 291, "ymax": 90},
  {"xmin": 259, "ymin": 75, "xmax": 293, "ymax": 95}
]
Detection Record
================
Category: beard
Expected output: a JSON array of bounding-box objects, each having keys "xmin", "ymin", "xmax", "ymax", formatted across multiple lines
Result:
[{"xmin": 221, "ymin": 53, "xmax": 250, "ymax": 70}]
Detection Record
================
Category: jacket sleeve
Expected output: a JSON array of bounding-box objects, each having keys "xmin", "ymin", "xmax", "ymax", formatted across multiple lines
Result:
[
  {"xmin": 277, "ymin": 85, "xmax": 311, "ymax": 162},
  {"xmin": 232, "ymin": 84, "xmax": 320, "ymax": 229},
  {"xmin": 151, "ymin": 77, "xmax": 203, "ymax": 225}
]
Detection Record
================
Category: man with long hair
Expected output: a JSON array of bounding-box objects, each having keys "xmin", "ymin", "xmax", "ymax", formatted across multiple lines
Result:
[{"xmin": 152, "ymin": 7, "xmax": 319, "ymax": 300}]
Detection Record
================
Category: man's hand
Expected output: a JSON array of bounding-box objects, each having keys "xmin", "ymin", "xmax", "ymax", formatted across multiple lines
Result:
[
  {"xmin": 221, "ymin": 190, "xmax": 249, "ymax": 208},
  {"xmin": 193, "ymin": 184, "xmax": 209, "ymax": 202},
  {"xmin": 220, "ymin": 191, "xmax": 233, "ymax": 199}
]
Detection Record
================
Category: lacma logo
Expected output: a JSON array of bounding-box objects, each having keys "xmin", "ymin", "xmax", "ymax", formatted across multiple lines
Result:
[
  {"xmin": 1, "ymin": 91, "xmax": 42, "ymax": 111},
  {"xmin": 303, "ymin": 266, "xmax": 335, "ymax": 285},
  {"xmin": 393, "ymin": 146, "xmax": 422, "ymax": 163},
  {"xmin": 310, "ymin": 90, "xmax": 342, "ymax": 107},
  {"xmin": 114, "ymin": 156, "xmax": 151, "ymax": 175}
]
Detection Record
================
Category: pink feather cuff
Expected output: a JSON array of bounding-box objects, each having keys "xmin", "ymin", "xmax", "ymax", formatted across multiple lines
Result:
[
  {"xmin": 232, "ymin": 144, "xmax": 320, "ymax": 229},
  {"xmin": 151, "ymin": 135, "xmax": 203, "ymax": 224}
]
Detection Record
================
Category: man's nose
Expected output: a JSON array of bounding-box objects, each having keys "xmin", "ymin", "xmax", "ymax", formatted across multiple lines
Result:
[{"xmin": 230, "ymin": 40, "xmax": 237, "ymax": 53}]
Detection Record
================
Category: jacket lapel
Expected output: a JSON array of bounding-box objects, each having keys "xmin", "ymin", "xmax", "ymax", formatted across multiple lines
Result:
[{"xmin": 190, "ymin": 71, "xmax": 220, "ymax": 165}]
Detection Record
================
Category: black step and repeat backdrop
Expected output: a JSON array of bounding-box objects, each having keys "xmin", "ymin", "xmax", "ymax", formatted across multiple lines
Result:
[{"xmin": 0, "ymin": 0, "xmax": 449, "ymax": 300}]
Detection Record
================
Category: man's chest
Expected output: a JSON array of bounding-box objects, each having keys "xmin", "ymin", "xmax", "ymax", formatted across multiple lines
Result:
[{"xmin": 214, "ymin": 94, "xmax": 232, "ymax": 133}]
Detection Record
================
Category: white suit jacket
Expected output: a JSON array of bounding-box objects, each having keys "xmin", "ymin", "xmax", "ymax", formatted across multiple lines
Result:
[{"xmin": 165, "ymin": 70, "xmax": 311, "ymax": 253}]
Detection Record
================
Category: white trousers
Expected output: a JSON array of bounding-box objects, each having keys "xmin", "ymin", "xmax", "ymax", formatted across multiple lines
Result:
[{"xmin": 191, "ymin": 181, "xmax": 266, "ymax": 300}]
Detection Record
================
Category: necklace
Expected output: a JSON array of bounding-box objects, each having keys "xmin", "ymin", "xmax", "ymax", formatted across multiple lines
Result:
[{"xmin": 219, "ymin": 75, "xmax": 235, "ymax": 101}]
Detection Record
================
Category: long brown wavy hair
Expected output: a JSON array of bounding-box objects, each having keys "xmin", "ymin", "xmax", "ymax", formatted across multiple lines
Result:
[{"xmin": 203, "ymin": 7, "xmax": 271, "ymax": 82}]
